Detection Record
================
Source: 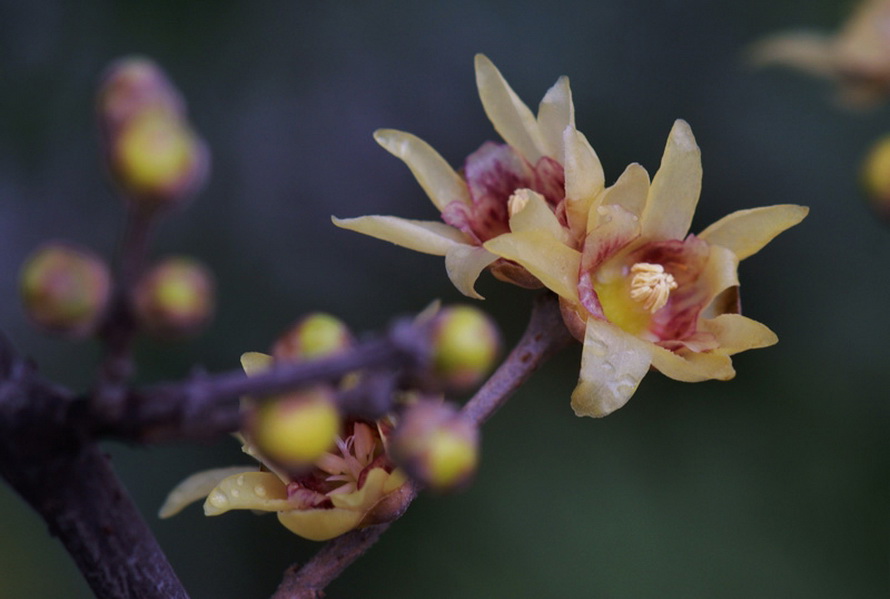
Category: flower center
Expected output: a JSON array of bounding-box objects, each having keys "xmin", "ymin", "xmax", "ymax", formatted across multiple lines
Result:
[{"xmin": 629, "ymin": 262, "xmax": 677, "ymax": 313}]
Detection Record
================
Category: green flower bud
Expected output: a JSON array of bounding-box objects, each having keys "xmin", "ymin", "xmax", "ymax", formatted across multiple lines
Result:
[
  {"xmin": 862, "ymin": 134, "xmax": 890, "ymax": 222},
  {"xmin": 272, "ymin": 312, "xmax": 354, "ymax": 362},
  {"xmin": 19, "ymin": 242, "xmax": 111, "ymax": 337},
  {"xmin": 133, "ymin": 257, "xmax": 214, "ymax": 339},
  {"xmin": 249, "ymin": 388, "xmax": 341, "ymax": 470},
  {"xmin": 431, "ymin": 305, "xmax": 500, "ymax": 390},
  {"xmin": 391, "ymin": 401, "xmax": 479, "ymax": 493}
]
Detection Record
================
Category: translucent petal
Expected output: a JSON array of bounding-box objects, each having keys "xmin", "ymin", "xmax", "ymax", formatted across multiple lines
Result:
[
  {"xmin": 571, "ymin": 318, "xmax": 653, "ymax": 417},
  {"xmin": 373, "ymin": 129, "xmax": 471, "ymax": 212},
  {"xmin": 642, "ymin": 120, "xmax": 703, "ymax": 241},
  {"xmin": 600, "ymin": 163, "xmax": 650, "ymax": 223},
  {"xmin": 701, "ymin": 313, "xmax": 778, "ymax": 355},
  {"xmin": 203, "ymin": 471, "xmax": 291, "ymax": 516},
  {"xmin": 537, "ymin": 76, "xmax": 574, "ymax": 162},
  {"xmin": 564, "ymin": 127, "xmax": 605, "ymax": 238},
  {"xmin": 698, "ymin": 204, "xmax": 809, "ymax": 260},
  {"xmin": 159, "ymin": 466, "xmax": 256, "ymax": 518},
  {"xmin": 483, "ymin": 231, "xmax": 581, "ymax": 302},
  {"xmin": 648, "ymin": 344, "xmax": 735, "ymax": 382},
  {"xmin": 444, "ymin": 244, "xmax": 499, "ymax": 299},
  {"xmin": 332, "ymin": 215, "xmax": 467, "ymax": 256},
  {"xmin": 474, "ymin": 54, "xmax": 546, "ymax": 162},
  {"xmin": 241, "ymin": 351, "xmax": 272, "ymax": 376},
  {"xmin": 277, "ymin": 507, "xmax": 364, "ymax": 542},
  {"xmin": 508, "ymin": 188, "xmax": 568, "ymax": 243}
]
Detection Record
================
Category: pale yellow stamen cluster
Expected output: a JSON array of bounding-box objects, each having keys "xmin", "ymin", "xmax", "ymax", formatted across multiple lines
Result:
[
  {"xmin": 507, "ymin": 190, "xmax": 530, "ymax": 217},
  {"xmin": 629, "ymin": 262, "xmax": 677, "ymax": 313}
]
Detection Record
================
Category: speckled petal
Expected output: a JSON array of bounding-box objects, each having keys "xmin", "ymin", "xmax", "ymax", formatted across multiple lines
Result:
[
  {"xmin": 564, "ymin": 127, "xmax": 605, "ymax": 238},
  {"xmin": 332, "ymin": 215, "xmax": 468, "ymax": 256},
  {"xmin": 701, "ymin": 313, "xmax": 778, "ymax": 355},
  {"xmin": 571, "ymin": 318, "xmax": 653, "ymax": 417},
  {"xmin": 203, "ymin": 471, "xmax": 291, "ymax": 516},
  {"xmin": 373, "ymin": 129, "xmax": 471, "ymax": 212},
  {"xmin": 475, "ymin": 54, "xmax": 546, "ymax": 163},
  {"xmin": 698, "ymin": 204, "xmax": 809, "ymax": 260},
  {"xmin": 648, "ymin": 344, "xmax": 735, "ymax": 382},
  {"xmin": 444, "ymin": 244, "xmax": 499, "ymax": 299},
  {"xmin": 159, "ymin": 466, "xmax": 257, "ymax": 518},
  {"xmin": 484, "ymin": 231, "xmax": 581, "ymax": 303},
  {"xmin": 642, "ymin": 120, "xmax": 702, "ymax": 241},
  {"xmin": 537, "ymin": 76, "xmax": 574, "ymax": 162}
]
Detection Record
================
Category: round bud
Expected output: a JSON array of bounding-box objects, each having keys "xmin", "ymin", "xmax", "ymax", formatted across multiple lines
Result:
[
  {"xmin": 431, "ymin": 305, "xmax": 500, "ymax": 390},
  {"xmin": 19, "ymin": 242, "xmax": 111, "ymax": 337},
  {"xmin": 250, "ymin": 388, "xmax": 341, "ymax": 470},
  {"xmin": 272, "ymin": 312, "xmax": 354, "ymax": 362},
  {"xmin": 97, "ymin": 57, "xmax": 184, "ymax": 130},
  {"xmin": 861, "ymin": 134, "xmax": 890, "ymax": 222},
  {"xmin": 133, "ymin": 257, "xmax": 214, "ymax": 339},
  {"xmin": 390, "ymin": 401, "xmax": 479, "ymax": 493}
]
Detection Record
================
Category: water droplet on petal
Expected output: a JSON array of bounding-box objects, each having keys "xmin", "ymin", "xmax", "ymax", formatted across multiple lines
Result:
[
  {"xmin": 236, "ymin": 475, "xmax": 245, "ymax": 486},
  {"xmin": 230, "ymin": 488, "xmax": 240, "ymax": 499},
  {"xmin": 208, "ymin": 491, "xmax": 228, "ymax": 508},
  {"xmin": 254, "ymin": 485, "xmax": 267, "ymax": 497}
]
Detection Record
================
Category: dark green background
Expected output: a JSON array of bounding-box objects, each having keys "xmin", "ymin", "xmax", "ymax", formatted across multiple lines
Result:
[{"xmin": 1, "ymin": 1, "xmax": 887, "ymax": 597}]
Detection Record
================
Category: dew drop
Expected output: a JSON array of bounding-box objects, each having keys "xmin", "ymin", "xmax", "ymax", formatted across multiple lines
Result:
[
  {"xmin": 588, "ymin": 338, "xmax": 608, "ymax": 357},
  {"xmin": 236, "ymin": 475, "xmax": 245, "ymax": 487},
  {"xmin": 230, "ymin": 488, "xmax": 241, "ymax": 499},
  {"xmin": 254, "ymin": 485, "xmax": 267, "ymax": 498},
  {"xmin": 208, "ymin": 491, "xmax": 228, "ymax": 508}
]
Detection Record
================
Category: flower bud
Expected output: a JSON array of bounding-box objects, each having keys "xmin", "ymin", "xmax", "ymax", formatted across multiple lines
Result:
[
  {"xmin": 133, "ymin": 257, "xmax": 214, "ymax": 339},
  {"xmin": 861, "ymin": 134, "xmax": 890, "ymax": 222},
  {"xmin": 430, "ymin": 305, "xmax": 500, "ymax": 390},
  {"xmin": 98, "ymin": 56, "xmax": 209, "ymax": 212},
  {"xmin": 249, "ymin": 388, "xmax": 341, "ymax": 470},
  {"xmin": 272, "ymin": 312, "xmax": 354, "ymax": 362},
  {"xmin": 19, "ymin": 242, "xmax": 111, "ymax": 337},
  {"xmin": 391, "ymin": 401, "xmax": 479, "ymax": 493}
]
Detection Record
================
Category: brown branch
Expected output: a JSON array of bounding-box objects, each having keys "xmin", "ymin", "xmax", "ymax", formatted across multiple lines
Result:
[{"xmin": 271, "ymin": 292, "xmax": 573, "ymax": 598}]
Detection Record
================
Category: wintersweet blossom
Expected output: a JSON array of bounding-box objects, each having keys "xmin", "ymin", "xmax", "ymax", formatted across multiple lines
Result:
[
  {"xmin": 333, "ymin": 54, "xmax": 605, "ymax": 298},
  {"xmin": 749, "ymin": 0, "xmax": 890, "ymax": 107},
  {"xmin": 159, "ymin": 352, "xmax": 408, "ymax": 541},
  {"xmin": 484, "ymin": 120, "xmax": 808, "ymax": 417}
]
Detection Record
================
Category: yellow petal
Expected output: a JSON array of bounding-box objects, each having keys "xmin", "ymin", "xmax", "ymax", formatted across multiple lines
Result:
[
  {"xmin": 564, "ymin": 127, "xmax": 605, "ymax": 238},
  {"xmin": 240, "ymin": 351, "xmax": 272, "ymax": 376},
  {"xmin": 699, "ymin": 245, "xmax": 740, "ymax": 306},
  {"xmin": 474, "ymin": 54, "xmax": 547, "ymax": 162},
  {"xmin": 642, "ymin": 120, "xmax": 702, "ymax": 241},
  {"xmin": 483, "ymin": 230, "xmax": 581, "ymax": 303},
  {"xmin": 332, "ymin": 215, "xmax": 467, "ymax": 256},
  {"xmin": 698, "ymin": 204, "xmax": 809, "ymax": 260},
  {"xmin": 203, "ymin": 471, "xmax": 290, "ymax": 516},
  {"xmin": 328, "ymin": 468, "xmax": 390, "ymax": 510},
  {"xmin": 444, "ymin": 244, "xmax": 499, "ymax": 300},
  {"xmin": 648, "ymin": 344, "xmax": 735, "ymax": 382},
  {"xmin": 508, "ymin": 188, "xmax": 568, "ymax": 243},
  {"xmin": 536, "ymin": 76, "xmax": 574, "ymax": 163},
  {"xmin": 571, "ymin": 318, "xmax": 653, "ymax": 417},
  {"xmin": 599, "ymin": 163, "xmax": 650, "ymax": 224},
  {"xmin": 373, "ymin": 129, "xmax": 471, "ymax": 212},
  {"xmin": 701, "ymin": 313, "xmax": 778, "ymax": 355},
  {"xmin": 159, "ymin": 466, "xmax": 257, "ymax": 518},
  {"xmin": 277, "ymin": 507, "xmax": 364, "ymax": 542}
]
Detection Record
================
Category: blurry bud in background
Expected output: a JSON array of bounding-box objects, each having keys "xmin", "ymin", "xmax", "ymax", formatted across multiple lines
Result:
[
  {"xmin": 272, "ymin": 312, "xmax": 355, "ymax": 362},
  {"xmin": 861, "ymin": 134, "xmax": 890, "ymax": 222},
  {"xmin": 391, "ymin": 401, "xmax": 479, "ymax": 493},
  {"xmin": 248, "ymin": 388, "xmax": 341, "ymax": 472},
  {"xmin": 430, "ymin": 305, "xmax": 500, "ymax": 391},
  {"xmin": 97, "ymin": 56, "xmax": 209, "ymax": 212},
  {"xmin": 20, "ymin": 242, "xmax": 111, "ymax": 337},
  {"xmin": 133, "ymin": 257, "xmax": 215, "ymax": 339}
]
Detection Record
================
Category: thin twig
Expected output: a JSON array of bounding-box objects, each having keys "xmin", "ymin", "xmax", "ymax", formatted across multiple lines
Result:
[{"xmin": 271, "ymin": 292, "xmax": 573, "ymax": 598}]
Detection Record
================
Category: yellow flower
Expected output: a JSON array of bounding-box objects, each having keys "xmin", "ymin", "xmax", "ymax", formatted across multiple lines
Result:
[
  {"xmin": 749, "ymin": 0, "xmax": 890, "ymax": 107},
  {"xmin": 333, "ymin": 54, "xmax": 604, "ymax": 298},
  {"xmin": 159, "ymin": 352, "xmax": 408, "ymax": 541},
  {"xmin": 484, "ymin": 120, "xmax": 808, "ymax": 417}
]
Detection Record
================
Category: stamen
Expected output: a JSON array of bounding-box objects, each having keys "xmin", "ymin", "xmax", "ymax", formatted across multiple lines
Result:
[
  {"xmin": 629, "ymin": 262, "xmax": 677, "ymax": 313},
  {"xmin": 507, "ymin": 190, "xmax": 530, "ymax": 217}
]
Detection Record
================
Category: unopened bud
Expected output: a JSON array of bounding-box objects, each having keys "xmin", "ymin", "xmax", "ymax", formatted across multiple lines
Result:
[
  {"xmin": 862, "ymin": 134, "xmax": 890, "ymax": 222},
  {"xmin": 272, "ymin": 312, "xmax": 354, "ymax": 362},
  {"xmin": 431, "ymin": 305, "xmax": 500, "ymax": 390},
  {"xmin": 20, "ymin": 242, "xmax": 111, "ymax": 337},
  {"xmin": 249, "ymin": 388, "xmax": 341, "ymax": 470},
  {"xmin": 98, "ymin": 57, "xmax": 209, "ymax": 212},
  {"xmin": 391, "ymin": 401, "xmax": 479, "ymax": 492},
  {"xmin": 133, "ymin": 257, "xmax": 214, "ymax": 339}
]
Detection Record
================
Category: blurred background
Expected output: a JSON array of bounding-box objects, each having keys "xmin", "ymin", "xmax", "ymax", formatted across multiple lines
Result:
[{"xmin": 1, "ymin": 0, "xmax": 888, "ymax": 597}]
